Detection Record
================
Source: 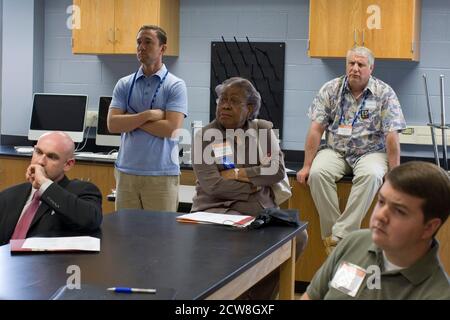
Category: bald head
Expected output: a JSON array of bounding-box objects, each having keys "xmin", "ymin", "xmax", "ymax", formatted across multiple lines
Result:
[
  {"xmin": 38, "ymin": 132, "xmax": 75, "ymax": 160},
  {"xmin": 31, "ymin": 131, "xmax": 76, "ymax": 182}
]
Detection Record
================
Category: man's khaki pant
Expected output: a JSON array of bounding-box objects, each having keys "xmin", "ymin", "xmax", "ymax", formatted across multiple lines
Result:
[
  {"xmin": 308, "ymin": 149, "xmax": 387, "ymax": 239},
  {"xmin": 114, "ymin": 169, "xmax": 179, "ymax": 212}
]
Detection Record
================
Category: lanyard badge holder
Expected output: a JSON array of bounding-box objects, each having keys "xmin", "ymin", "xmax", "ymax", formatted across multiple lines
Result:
[
  {"xmin": 337, "ymin": 79, "xmax": 370, "ymax": 137},
  {"xmin": 330, "ymin": 261, "xmax": 367, "ymax": 297},
  {"xmin": 127, "ymin": 69, "xmax": 169, "ymax": 113},
  {"xmin": 212, "ymin": 142, "xmax": 235, "ymax": 169}
]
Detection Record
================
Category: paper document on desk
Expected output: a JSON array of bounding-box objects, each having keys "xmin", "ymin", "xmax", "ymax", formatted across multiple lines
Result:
[
  {"xmin": 177, "ymin": 212, "xmax": 255, "ymax": 228},
  {"xmin": 11, "ymin": 236, "xmax": 100, "ymax": 252}
]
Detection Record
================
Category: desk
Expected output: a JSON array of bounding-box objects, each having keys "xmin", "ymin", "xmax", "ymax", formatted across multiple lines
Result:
[
  {"xmin": 0, "ymin": 210, "xmax": 307, "ymax": 300},
  {"xmin": 3, "ymin": 148, "xmax": 447, "ymax": 284}
]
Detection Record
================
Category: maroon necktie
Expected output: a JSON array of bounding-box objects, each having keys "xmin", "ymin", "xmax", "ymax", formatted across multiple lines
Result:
[{"xmin": 11, "ymin": 191, "xmax": 41, "ymax": 240}]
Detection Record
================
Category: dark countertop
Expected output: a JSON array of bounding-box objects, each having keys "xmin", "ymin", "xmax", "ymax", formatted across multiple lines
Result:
[
  {"xmin": 0, "ymin": 210, "xmax": 307, "ymax": 300},
  {"xmin": 3, "ymin": 145, "xmax": 443, "ymax": 182},
  {"xmin": 0, "ymin": 145, "xmax": 301, "ymax": 172},
  {"xmin": 0, "ymin": 145, "xmax": 117, "ymax": 164},
  {"xmin": 0, "ymin": 145, "xmax": 348, "ymax": 182}
]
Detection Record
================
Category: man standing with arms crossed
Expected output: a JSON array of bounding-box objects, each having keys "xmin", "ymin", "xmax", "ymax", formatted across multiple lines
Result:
[{"xmin": 108, "ymin": 25, "xmax": 188, "ymax": 212}]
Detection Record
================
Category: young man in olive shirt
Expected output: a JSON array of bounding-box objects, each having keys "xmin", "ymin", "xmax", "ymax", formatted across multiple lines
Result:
[{"xmin": 302, "ymin": 161, "xmax": 450, "ymax": 300}]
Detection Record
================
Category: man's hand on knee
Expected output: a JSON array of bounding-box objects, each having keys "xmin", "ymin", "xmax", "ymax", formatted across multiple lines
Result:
[{"xmin": 296, "ymin": 166, "xmax": 311, "ymax": 185}]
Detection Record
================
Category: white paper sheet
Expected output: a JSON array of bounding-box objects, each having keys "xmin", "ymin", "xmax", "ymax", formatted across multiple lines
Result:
[
  {"xmin": 177, "ymin": 212, "xmax": 255, "ymax": 228},
  {"xmin": 22, "ymin": 236, "xmax": 100, "ymax": 251}
]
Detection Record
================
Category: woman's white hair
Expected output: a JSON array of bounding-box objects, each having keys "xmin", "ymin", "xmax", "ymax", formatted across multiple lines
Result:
[{"xmin": 215, "ymin": 77, "xmax": 261, "ymax": 120}]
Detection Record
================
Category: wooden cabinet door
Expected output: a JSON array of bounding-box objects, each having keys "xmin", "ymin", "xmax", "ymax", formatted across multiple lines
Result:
[
  {"xmin": 0, "ymin": 157, "xmax": 29, "ymax": 192},
  {"xmin": 361, "ymin": 0, "xmax": 420, "ymax": 60},
  {"xmin": 290, "ymin": 178, "xmax": 374, "ymax": 282},
  {"xmin": 114, "ymin": 0, "xmax": 160, "ymax": 54},
  {"xmin": 73, "ymin": 0, "xmax": 179, "ymax": 55},
  {"xmin": 73, "ymin": 0, "xmax": 115, "ymax": 54},
  {"xmin": 309, "ymin": 0, "xmax": 362, "ymax": 58}
]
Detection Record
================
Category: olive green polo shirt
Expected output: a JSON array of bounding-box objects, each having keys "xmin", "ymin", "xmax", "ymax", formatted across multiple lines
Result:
[{"xmin": 306, "ymin": 229, "xmax": 450, "ymax": 300}]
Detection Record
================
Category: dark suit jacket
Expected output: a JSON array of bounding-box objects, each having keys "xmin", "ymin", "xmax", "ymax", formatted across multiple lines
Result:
[{"xmin": 0, "ymin": 176, "xmax": 103, "ymax": 246}]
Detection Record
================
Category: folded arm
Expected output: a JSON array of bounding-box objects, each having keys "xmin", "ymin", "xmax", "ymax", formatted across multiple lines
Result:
[
  {"xmin": 239, "ymin": 128, "xmax": 285, "ymax": 186},
  {"xmin": 194, "ymin": 162, "xmax": 256, "ymax": 201},
  {"xmin": 139, "ymin": 110, "xmax": 185, "ymax": 138},
  {"xmin": 40, "ymin": 181, "xmax": 103, "ymax": 232},
  {"xmin": 107, "ymin": 107, "xmax": 165, "ymax": 133}
]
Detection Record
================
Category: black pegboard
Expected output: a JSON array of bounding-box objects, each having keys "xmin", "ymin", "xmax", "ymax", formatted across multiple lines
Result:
[{"xmin": 210, "ymin": 40, "xmax": 285, "ymax": 139}]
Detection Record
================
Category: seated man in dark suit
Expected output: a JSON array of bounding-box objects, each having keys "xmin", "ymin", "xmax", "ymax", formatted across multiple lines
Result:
[{"xmin": 0, "ymin": 131, "xmax": 103, "ymax": 246}]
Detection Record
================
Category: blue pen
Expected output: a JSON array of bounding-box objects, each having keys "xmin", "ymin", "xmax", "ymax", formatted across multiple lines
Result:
[{"xmin": 107, "ymin": 287, "xmax": 156, "ymax": 294}]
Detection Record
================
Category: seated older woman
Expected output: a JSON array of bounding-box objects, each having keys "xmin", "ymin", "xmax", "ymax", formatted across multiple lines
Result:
[{"xmin": 191, "ymin": 77, "xmax": 308, "ymax": 299}]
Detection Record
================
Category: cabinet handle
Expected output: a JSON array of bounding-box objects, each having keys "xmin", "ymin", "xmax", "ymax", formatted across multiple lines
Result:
[
  {"xmin": 362, "ymin": 29, "xmax": 365, "ymax": 46},
  {"xmin": 108, "ymin": 28, "xmax": 114, "ymax": 43},
  {"xmin": 353, "ymin": 29, "xmax": 358, "ymax": 46}
]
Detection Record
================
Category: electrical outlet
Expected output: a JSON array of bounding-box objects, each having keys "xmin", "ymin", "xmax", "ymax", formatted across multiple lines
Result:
[{"xmin": 85, "ymin": 111, "xmax": 98, "ymax": 127}]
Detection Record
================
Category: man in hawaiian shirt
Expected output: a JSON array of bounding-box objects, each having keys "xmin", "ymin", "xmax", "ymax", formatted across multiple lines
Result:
[{"xmin": 296, "ymin": 46, "xmax": 406, "ymax": 255}]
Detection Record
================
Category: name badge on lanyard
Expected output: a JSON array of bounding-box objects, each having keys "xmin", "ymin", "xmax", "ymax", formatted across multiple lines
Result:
[
  {"xmin": 337, "ymin": 78, "xmax": 370, "ymax": 137},
  {"xmin": 212, "ymin": 142, "xmax": 233, "ymax": 158},
  {"xmin": 213, "ymin": 142, "xmax": 235, "ymax": 169},
  {"xmin": 337, "ymin": 125, "xmax": 352, "ymax": 136},
  {"xmin": 127, "ymin": 69, "xmax": 169, "ymax": 113},
  {"xmin": 330, "ymin": 261, "xmax": 366, "ymax": 297}
]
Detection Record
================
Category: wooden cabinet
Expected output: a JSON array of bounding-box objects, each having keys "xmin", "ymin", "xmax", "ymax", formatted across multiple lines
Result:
[
  {"xmin": 309, "ymin": 0, "xmax": 421, "ymax": 60},
  {"xmin": 72, "ymin": 0, "xmax": 179, "ymax": 56},
  {"xmin": 0, "ymin": 157, "xmax": 29, "ymax": 192},
  {"xmin": 289, "ymin": 178, "xmax": 373, "ymax": 282}
]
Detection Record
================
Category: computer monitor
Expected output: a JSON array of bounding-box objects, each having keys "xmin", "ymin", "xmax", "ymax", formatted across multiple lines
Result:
[
  {"xmin": 96, "ymin": 96, "xmax": 121, "ymax": 147},
  {"xmin": 28, "ymin": 93, "xmax": 88, "ymax": 143}
]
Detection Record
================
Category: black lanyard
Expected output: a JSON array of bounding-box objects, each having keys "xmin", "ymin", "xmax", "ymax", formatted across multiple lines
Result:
[{"xmin": 127, "ymin": 69, "xmax": 169, "ymax": 113}]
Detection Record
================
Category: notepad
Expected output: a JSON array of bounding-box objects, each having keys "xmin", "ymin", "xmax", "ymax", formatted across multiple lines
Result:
[
  {"xmin": 10, "ymin": 236, "xmax": 100, "ymax": 252},
  {"xmin": 14, "ymin": 146, "xmax": 34, "ymax": 153},
  {"xmin": 176, "ymin": 212, "xmax": 255, "ymax": 228}
]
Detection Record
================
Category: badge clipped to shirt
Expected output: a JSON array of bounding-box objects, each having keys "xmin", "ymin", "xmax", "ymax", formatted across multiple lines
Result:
[
  {"xmin": 330, "ymin": 261, "xmax": 367, "ymax": 297},
  {"xmin": 365, "ymin": 99, "xmax": 377, "ymax": 110},
  {"xmin": 337, "ymin": 125, "xmax": 352, "ymax": 136},
  {"xmin": 212, "ymin": 142, "xmax": 233, "ymax": 158}
]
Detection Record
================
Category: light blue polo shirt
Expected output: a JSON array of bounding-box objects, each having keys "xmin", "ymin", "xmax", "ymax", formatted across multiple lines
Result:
[{"xmin": 111, "ymin": 64, "xmax": 188, "ymax": 176}]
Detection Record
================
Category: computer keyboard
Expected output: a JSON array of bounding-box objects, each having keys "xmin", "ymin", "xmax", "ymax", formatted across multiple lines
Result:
[
  {"xmin": 15, "ymin": 146, "xmax": 34, "ymax": 154},
  {"xmin": 75, "ymin": 152, "xmax": 118, "ymax": 160}
]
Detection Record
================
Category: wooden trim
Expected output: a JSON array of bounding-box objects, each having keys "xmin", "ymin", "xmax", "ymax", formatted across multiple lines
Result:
[
  {"xmin": 279, "ymin": 238, "xmax": 296, "ymax": 300},
  {"xmin": 206, "ymin": 241, "xmax": 292, "ymax": 300}
]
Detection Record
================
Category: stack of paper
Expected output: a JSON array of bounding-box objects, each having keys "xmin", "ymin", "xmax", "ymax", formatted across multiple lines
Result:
[
  {"xmin": 177, "ymin": 212, "xmax": 255, "ymax": 228},
  {"xmin": 10, "ymin": 236, "xmax": 100, "ymax": 252}
]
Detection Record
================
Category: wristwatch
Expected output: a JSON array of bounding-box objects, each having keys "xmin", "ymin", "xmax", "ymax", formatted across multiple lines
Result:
[{"xmin": 234, "ymin": 168, "xmax": 239, "ymax": 179}]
